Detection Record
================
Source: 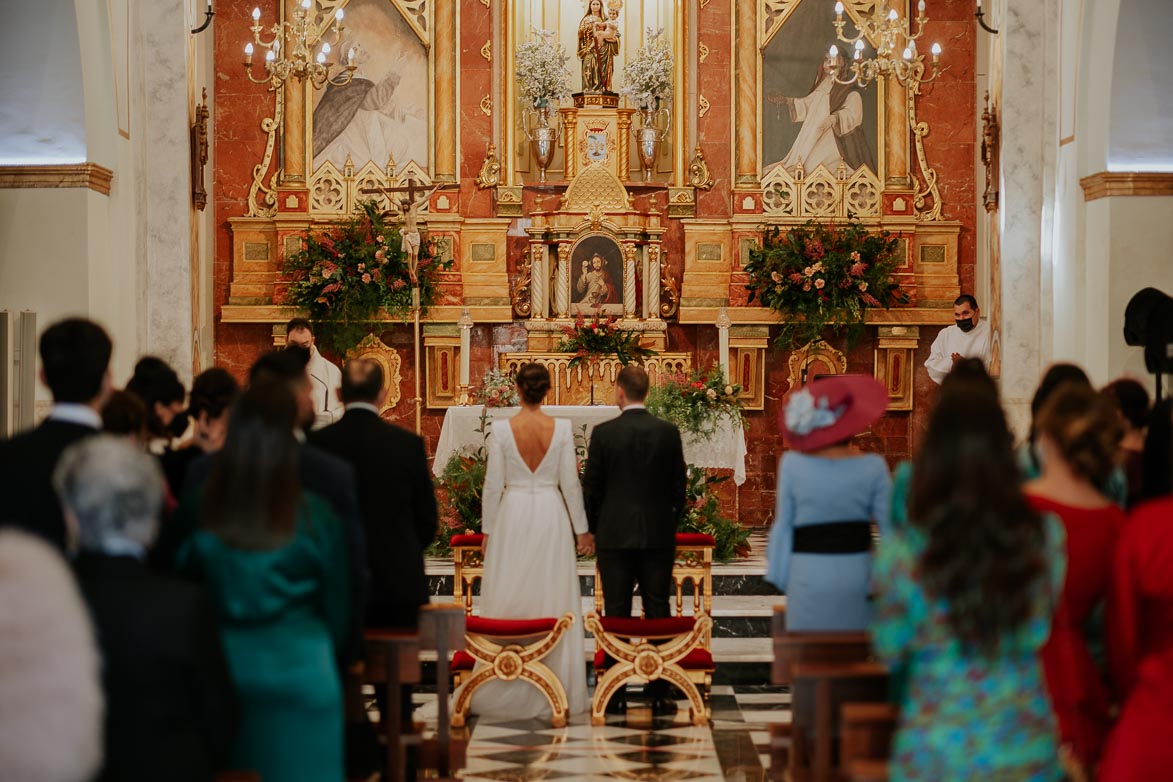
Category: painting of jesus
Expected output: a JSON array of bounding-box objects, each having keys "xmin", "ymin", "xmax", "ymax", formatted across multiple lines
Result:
[{"xmin": 570, "ymin": 235, "xmax": 624, "ymax": 316}]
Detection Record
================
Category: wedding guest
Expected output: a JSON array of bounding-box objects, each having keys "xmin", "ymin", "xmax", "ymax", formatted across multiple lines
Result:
[
  {"xmin": 285, "ymin": 318, "xmax": 343, "ymax": 430},
  {"xmin": 0, "ymin": 530, "xmax": 103, "ymax": 782},
  {"xmin": 0, "ymin": 318, "xmax": 112, "ymax": 550},
  {"xmin": 178, "ymin": 380, "xmax": 350, "ymax": 782},
  {"xmin": 872, "ymin": 382, "xmax": 1065, "ymax": 781},
  {"xmin": 1102, "ymin": 378, "xmax": 1150, "ymax": 508},
  {"xmin": 58, "ymin": 435, "xmax": 235, "ymax": 782},
  {"xmin": 125, "ymin": 356, "xmax": 188, "ymax": 450},
  {"xmin": 766, "ymin": 374, "xmax": 891, "ymax": 629},
  {"xmin": 890, "ymin": 358, "xmax": 998, "ymax": 528},
  {"xmin": 1100, "ymin": 400, "xmax": 1173, "ymax": 781},
  {"xmin": 1024, "ymin": 383, "xmax": 1124, "ymax": 772},
  {"xmin": 102, "ymin": 389, "xmax": 152, "ymax": 449},
  {"xmin": 161, "ymin": 368, "xmax": 239, "ymax": 499},
  {"xmin": 923, "ymin": 294, "xmax": 992, "ymax": 384}
]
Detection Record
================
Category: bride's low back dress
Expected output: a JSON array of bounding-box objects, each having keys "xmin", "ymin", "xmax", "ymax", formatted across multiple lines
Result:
[{"xmin": 467, "ymin": 417, "xmax": 589, "ymax": 718}]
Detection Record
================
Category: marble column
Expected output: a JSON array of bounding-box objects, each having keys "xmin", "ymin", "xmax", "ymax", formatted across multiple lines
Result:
[
  {"xmin": 995, "ymin": 0, "xmax": 1059, "ymax": 436},
  {"xmin": 139, "ymin": 0, "xmax": 195, "ymax": 381}
]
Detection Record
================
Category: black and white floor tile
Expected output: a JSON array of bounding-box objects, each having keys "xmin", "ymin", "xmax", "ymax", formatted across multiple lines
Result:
[{"xmin": 410, "ymin": 683, "xmax": 792, "ymax": 780}]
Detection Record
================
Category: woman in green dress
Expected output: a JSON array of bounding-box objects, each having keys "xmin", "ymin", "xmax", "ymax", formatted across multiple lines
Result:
[
  {"xmin": 872, "ymin": 376, "xmax": 1066, "ymax": 781},
  {"xmin": 180, "ymin": 380, "xmax": 350, "ymax": 782}
]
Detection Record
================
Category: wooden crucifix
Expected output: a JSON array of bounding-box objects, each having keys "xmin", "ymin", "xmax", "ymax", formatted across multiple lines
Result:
[{"xmin": 360, "ymin": 178, "xmax": 437, "ymax": 284}]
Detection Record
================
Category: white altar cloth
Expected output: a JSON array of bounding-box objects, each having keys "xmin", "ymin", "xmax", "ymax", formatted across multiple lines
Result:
[{"xmin": 433, "ymin": 405, "xmax": 747, "ymax": 485}]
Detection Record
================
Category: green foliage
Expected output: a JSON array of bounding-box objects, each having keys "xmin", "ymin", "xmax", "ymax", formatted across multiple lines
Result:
[
  {"xmin": 281, "ymin": 200, "xmax": 451, "ymax": 355},
  {"xmin": 679, "ymin": 468, "xmax": 751, "ymax": 562},
  {"xmin": 557, "ymin": 313, "xmax": 657, "ymax": 368},
  {"xmin": 744, "ymin": 219, "xmax": 906, "ymax": 351},
  {"xmin": 646, "ymin": 364, "xmax": 745, "ymax": 440},
  {"xmin": 428, "ymin": 410, "xmax": 491, "ymax": 558}
]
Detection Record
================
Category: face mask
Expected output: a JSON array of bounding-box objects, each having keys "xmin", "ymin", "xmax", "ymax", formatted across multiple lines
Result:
[
  {"xmin": 167, "ymin": 411, "xmax": 190, "ymax": 439},
  {"xmin": 955, "ymin": 318, "xmax": 975, "ymax": 333}
]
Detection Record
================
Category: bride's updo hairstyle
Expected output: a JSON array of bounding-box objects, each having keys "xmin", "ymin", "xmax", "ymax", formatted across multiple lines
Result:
[{"xmin": 516, "ymin": 363, "xmax": 551, "ymax": 404}]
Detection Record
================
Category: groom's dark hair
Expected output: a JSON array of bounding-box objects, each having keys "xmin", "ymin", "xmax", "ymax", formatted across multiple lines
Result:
[{"xmin": 616, "ymin": 366, "xmax": 649, "ymax": 402}]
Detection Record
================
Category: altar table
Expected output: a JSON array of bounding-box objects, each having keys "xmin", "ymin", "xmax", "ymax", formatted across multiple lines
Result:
[{"xmin": 433, "ymin": 405, "xmax": 747, "ymax": 485}]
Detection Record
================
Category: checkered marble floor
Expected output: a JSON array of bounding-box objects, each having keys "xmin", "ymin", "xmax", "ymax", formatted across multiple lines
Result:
[{"xmin": 409, "ymin": 683, "xmax": 792, "ymax": 780}]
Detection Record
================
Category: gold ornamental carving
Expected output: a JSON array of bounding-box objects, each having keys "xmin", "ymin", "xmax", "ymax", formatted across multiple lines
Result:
[
  {"xmin": 698, "ymin": 95, "xmax": 711, "ymax": 119},
  {"xmin": 475, "ymin": 145, "xmax": 502, "ymax": 189},
  {"xmin": 346, "ymin": 334, "xmax": 402, "ymax": 414},
  {"xmin": 480, "ymin": 40, "xmax": 492, "ymax": 62},
  {"xmin": 698, "ymin": 42, "xmax": 710, "ymax": 63},
  {"xmin": 511, "ymin": 248, "xmax": 533, "ymax": 318},
  {"xmin": 687, "ymin": 147, "xmax": 714, "ymax": 191},
  {"xmin": 980, "ymin": 91, "xmax": 1000, "ymax": 212},
  {"xmin": 786, "ymin": 340, "xmax": 847, "ymax": 391},
  {"xmin": 480, "ymin": 95, "xmax": 493, "ymax": 117},
  {"xmin": 660, "ymin": 260, "xmax": 680, "ymax": 318}
]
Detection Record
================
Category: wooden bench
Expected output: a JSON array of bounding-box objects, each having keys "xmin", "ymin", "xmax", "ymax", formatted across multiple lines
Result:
[{"xmin": 363, "ymin": 628, "xmax": 421, "ymax": 782}]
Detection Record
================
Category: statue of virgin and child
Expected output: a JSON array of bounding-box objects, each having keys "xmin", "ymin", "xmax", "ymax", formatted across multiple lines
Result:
[{"xmin": 577, "ymin": 0, "xmax": 621, "ymax": 93}]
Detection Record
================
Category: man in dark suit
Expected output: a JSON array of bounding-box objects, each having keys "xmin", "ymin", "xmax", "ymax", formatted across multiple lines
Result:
[
  {"xmin": 58, "ymin": 435, "xmax": 235, "ymax": 782},
  {"xmin": 309, "ymin": 358, "xmax": 438, "ymax": 630},
  {"xmin": 582, "ymin": 365, "xmax": 688, "ymax": 714},
  {"xmin": 0, "ymin": 318, "xmax": 112, "ymax": 550}
]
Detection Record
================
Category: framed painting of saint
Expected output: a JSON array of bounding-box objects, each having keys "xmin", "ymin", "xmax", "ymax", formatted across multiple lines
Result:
[
  {"xmin": 310, "ymin": 0, "xmax": 429, "ymax": 173},
  {"xmin": 570, "ymin": 235, "xmax": 625, "ymax": 316},
  {"xmin": 761, "ymin": 0, "xmax": 879, "ymax": 178}
]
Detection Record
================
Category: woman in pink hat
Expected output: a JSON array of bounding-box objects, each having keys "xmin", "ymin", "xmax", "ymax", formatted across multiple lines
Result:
[{"xmin": 765, "ymin": 374, "xmax": 891, "ymax": 629}]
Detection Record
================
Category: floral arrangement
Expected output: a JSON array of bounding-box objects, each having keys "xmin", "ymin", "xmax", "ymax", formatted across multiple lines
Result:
[
  {"xmin": 744, "ymin": 219, "xmax": 906, "ymax": 351},
  {"xmin": 475, "ymin": 368, "xmax": 519, "ymax": 408},
  {"xmin": 646, "ymin": 365, "xmax": 745, "ymax": 440},
  {"xmin": 620, "ymin": 28, "xmax": 673, "ymax": 110},
  {"xmin": 281, "ymin": 200, "xmax": 450, "ymax": 355},
  {"xmin": 557, "ymin": 313, "xmax": 656, "ymax": 369},
  {"xmin": 680, "ymin": 468, "xmax": 751, "ymax": 562},
  {"xmin": 515, "ymin": 28, "xmax": 572, "ymax": 108},
  {"xmin": 784, "ymin": 387, "xmax": 842, "ymax": 436}
]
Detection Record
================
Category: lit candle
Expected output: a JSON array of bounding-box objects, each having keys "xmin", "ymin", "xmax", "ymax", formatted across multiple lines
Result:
[
  {"xmin": 252, "ymin": 6, "xmax": 260, "ymax": 21},
  {"xmin": 335, "ymin": 8, "xmax": 344, "ymax": 20},
  {"xmin": 888, "ymin": 8, "xmax": 898, "ymax": 20},
  {"xmin": 316, "ymin": 51, "xmax": 326, "ymax": 64},
  {"xmin": 717, "ymin": 308, "xmax": 732, "ymax": 377},
  {"xmin": 265, "ymin": 49, "xmax": 275, "ymax": 62},
  {"xmin": 834, "ymin": 1, "xmax": 844, "ymax": 20},
  {"xmin": 322, "ymin": 41, "xmax": 331, "ymax": 54},
  {"xmin": 301, "ymin": 0, "xmax": 311, "ymax": 9},
  {"xmin": 829, "ymin": 44, "xmax": 840, "ymax": 60},
  {"xmin": 918, "ymin": 0, "xmax": 925, "ymax": 13},
  {"xmin": 902, "ymin": 46, "xmax": 913, "ymax": 60},
  {"xmin": 347, "ymin": 47, "xmax": 356, "ymax": 64},
  {"xmin": 244, "ymin": 42, "xmax": 254, "ymax": 64},
  {"xmin": 931, "ymin": 42, "xmax": 942, "ymax": 61}
]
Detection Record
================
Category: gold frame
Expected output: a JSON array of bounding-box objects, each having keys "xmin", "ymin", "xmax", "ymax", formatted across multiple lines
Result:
[{"xmin": 502, "ymin": 0, "xmax": 689, "ymax": 186}]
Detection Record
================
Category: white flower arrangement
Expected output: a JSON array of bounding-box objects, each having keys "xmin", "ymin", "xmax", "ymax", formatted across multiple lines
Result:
[
  {"xmin": 514, "ymin": 29, "xmax": 572, "ymax": 108},
  {"xmin": 620, "ymin": 28, "xmax": 674, "ymax": 111}
]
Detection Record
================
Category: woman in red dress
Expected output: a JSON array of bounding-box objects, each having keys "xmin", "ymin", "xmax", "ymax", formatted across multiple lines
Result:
[
  {"xmin": 1024, "ymin": 382, "xmax": 1124, "ymax": 773},
  {"xmin": 1099, "ymin": 400, "xmax": 1173, "ymax": 781}
]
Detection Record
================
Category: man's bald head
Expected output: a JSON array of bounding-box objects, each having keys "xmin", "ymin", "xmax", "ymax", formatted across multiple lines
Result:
[{"xmin": 339, "ymin": 359, "xmax": 386, "ymax": 406}]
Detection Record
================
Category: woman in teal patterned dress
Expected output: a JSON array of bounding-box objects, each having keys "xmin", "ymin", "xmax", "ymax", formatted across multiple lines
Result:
[
  {"xmin": 179, "ymin": 380, "xmax": 350, "ymax": 782},
  {"xmin": 872, "ymin": 377, "xmax": 1066, "ymax": 781}
]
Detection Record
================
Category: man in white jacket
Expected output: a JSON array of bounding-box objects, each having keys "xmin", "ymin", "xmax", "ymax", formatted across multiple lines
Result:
[
  {"xmin": 285, "ymin": 318, "xmax": 344, "ymax": 430},
  {"xmin": 925, "ymin": 295, "xmax": 992, "ymax": 385}
]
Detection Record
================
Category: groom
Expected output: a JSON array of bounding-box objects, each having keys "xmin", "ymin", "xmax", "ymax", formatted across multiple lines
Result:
[{"xmin": 582, "ymin": 365, "xmax": 688, "ymax": 715}]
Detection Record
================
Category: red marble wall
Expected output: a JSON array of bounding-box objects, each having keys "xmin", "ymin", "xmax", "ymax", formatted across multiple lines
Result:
[{"xmin": 211, "ymin": 0, "xmax": 976, "ymax": 530}]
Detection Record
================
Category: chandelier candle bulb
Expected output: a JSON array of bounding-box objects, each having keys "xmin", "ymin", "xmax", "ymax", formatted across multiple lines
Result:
[
  {"xmin": 835, "ymin": 2, "xmax": 844, "ymax": 20},
  {"xmin": 265, "ymin": 49, "xmax": 275, "ymax": 62},
  {"xmin": 251, "ymin": 6, "xmax": 259, "ymax": 21},
  {"xmin": 321, "ymin": 41, "xmax": 330, "ymax": 54},
  {"xmin": 902, "ymin": 47, "xmax": 912, "ymax": 60},
  {"xmin": 918, "ymin": 0, "xmax": 925, "ymax": 14},
  {"xmin": 829, "ymin": 44, "xmax": 840, "ymax": 59},
  {"xmin": 931, "ymin": 42, "xmax": 942, "ymax": 61},
  {"xmin": 244, "ymin": 42, "xmax": 253, "ymax": 65},
  {"xmin": 888, "ymin": 9, "xmax": 898, "ymax": 20},
  {"xmin": 335, "ymin": 8, "xmax": 343, "ymax": 20}
]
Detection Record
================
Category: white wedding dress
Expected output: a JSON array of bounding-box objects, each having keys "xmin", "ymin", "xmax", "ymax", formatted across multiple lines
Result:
[{"xmin": 467, "ymin": 417, "xmax": 589, "ymax": 718}]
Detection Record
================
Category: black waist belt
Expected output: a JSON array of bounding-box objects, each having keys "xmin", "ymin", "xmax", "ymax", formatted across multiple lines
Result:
[{"xmin": 792, "ymin": 521, "xmax": 873, "ymax": 554}]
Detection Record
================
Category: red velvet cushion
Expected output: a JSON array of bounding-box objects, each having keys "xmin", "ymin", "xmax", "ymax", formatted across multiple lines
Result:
[
  {"xmin": 593, "ymin": 647, "xmax": 714, "ymax": 670},
  {"xmin": 466, "ymin": 616, "xmax": 558, "ymax": 637},
  {"xmin": 675, "ymin": 533, "xmax": 716, "ymax": 547},
  {"xmin": 450, "ymin": 533, "xmax": 484, "ymax": 548},
  {"xmin": 599, "ymin": 616, "xmax": 697, "ymax": 637},
  {"xmin": 452, "ymin": 650, "xmax": 475, "ymax": 672}
]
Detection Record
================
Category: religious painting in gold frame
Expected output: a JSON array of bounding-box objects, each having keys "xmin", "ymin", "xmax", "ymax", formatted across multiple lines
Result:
[{"xmin": 502, "ymin": 0, "xmax": 688, "ymax": 186}]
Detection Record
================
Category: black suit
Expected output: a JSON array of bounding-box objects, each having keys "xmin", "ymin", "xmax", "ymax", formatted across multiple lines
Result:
[
  {"xmin": 582, "ymin": 408, "xmax": 687, "ymax": 621},
  {"xmin": 159, "ymin": 443, "xmax": 369, "ymax": 663},
  {"xmin": 0, "ymin": 418, "xmax": 99, "ymax": 550},
  {"xmin": 309, "ymin": 407, "xmax": 438, "ymax": 628},
  {"xmin": 74, "ymin": 552, "xmax": 236, "ymax": 782}
]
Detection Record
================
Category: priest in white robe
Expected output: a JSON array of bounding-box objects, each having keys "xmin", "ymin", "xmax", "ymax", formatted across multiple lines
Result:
[
  {"xmin": 285, "ymin": 319, "xmax": 345, "ymax": 429},
  {"xmin": 925, "ymin": 295, "xmax": 993, "ymax": 385}
]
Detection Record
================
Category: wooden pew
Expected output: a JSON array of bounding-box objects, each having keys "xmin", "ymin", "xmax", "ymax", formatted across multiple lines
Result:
[
  {"xmin": 363, "ymin": 628, "xmax": 421, "ymax": 782},
  {"xmin": 416, "ymin": 604, "xmax": 467, "ymax": 779},
  {"xmin": 771, "ymin": 607, "xmax": 889, "ymax": 782}
]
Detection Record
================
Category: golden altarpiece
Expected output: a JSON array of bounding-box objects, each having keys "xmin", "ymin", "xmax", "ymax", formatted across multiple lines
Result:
[{"xmin": 217, "ymin": 0, "xmax": 963, "ymax": 414}]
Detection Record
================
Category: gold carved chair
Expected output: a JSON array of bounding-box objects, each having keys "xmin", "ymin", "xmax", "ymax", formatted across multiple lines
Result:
[
  {"xmin": 449, "ymin": 533, "xmax": 484, "ymax": 615},
  {"xmin": 585, "ymin": 611, "xmax": 714, "ymax": 726},
  {"xmin": 450, "ymin": 613, "xmax": 576, "ymax": 729}
]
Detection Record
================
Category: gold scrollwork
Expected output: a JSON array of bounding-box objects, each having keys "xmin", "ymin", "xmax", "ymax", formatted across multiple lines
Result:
[
  {"xmin": 247, "ymin": 88, "xmax": 283, "ymax": 218},
  {"xmin": 699, "ymin": 42, "xmax": 710, "ymax": 63},
  {"xmin": 511, "ymin": 249, "xmax": 533, "ymax": 318},
  {"xmin": 786, "ymin": 339, "xmax": 847, "ymax": 391},
  {"xmin": 480, "ymin": 39, "xmax": 492, "ymax": 62},
  {"xmin": 345, "ymin": 334, "xmax": 403, "ymax": 413},
  {"xmin": 660, "ymin": 261, "xmax": 680, "ymax": 318},
  {"xmin": 908, "ymin": 81, "xmax": 943, "ymax": 221},
  {"xmin": 688, "ymin": 147, "xmax": 714, "ymax": 190},
  {"xmin": 698, "ymin": 95, "xmax": 711, "ymax": 119},
  {"xmin": 480, "ymin": 95, "xmax": 493, "ymax": 117},
  {"xmin": 475, "ymin": 145, "xmax": 502, "ymax": 189}
]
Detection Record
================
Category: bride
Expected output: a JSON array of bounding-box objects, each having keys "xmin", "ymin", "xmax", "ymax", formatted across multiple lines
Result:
[{"xmin": 469, "ymin": 363, "xmax": 594, "ymax": 718}]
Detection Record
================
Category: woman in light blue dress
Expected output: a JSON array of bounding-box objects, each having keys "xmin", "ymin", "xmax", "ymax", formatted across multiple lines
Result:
[{"xmin": 766, "ymin": 375, "xmax": 891, "ymax": 629}]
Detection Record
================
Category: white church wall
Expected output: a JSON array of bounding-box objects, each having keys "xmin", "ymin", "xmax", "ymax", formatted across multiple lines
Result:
[{"xmin": 1107, "ymin": 0, "xmax": 1173, "ymax": 173}]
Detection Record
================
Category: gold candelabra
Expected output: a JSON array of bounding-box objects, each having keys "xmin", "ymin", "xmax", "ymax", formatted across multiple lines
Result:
[
  {"xmin": 243, "ymin": 1, "xmax": 357, "ymax": 89},
  {"xmin": 829, "ymin": 1, "xmax": 942, "ymax": 89}
]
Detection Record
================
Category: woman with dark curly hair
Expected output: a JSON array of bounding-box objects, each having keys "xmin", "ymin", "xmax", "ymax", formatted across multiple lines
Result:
[
  {"xmin": 872, "ymin": 374, "xmax": 1066, "ymax": 781},
  {"xmin": 1024, "ymin": 383, "xmax": 1124, "ymax": 773}
]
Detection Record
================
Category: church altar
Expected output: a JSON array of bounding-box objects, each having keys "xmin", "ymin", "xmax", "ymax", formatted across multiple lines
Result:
[{"xmin": 433, "ymin": 405, "xmax": 748, "ymax": 486}]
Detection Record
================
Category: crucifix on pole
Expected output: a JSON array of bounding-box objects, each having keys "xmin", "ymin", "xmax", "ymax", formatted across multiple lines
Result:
[{"xmin": 359, "ymin": 178, "xmax": 437, "ymax": 435}]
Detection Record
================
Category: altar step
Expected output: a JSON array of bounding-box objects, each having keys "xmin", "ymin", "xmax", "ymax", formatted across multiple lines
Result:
[{"xmin": 422, "ymin": 532, "xmax": 777, "ymax": 684}]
